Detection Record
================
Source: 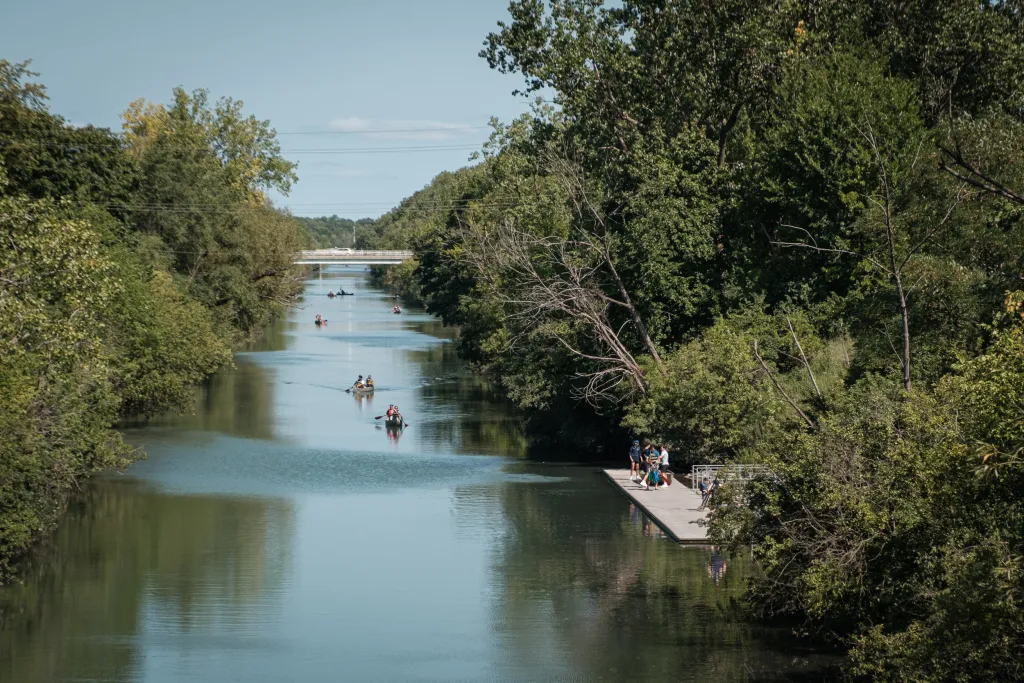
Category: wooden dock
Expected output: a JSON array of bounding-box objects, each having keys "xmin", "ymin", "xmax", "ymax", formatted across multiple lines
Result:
[{"xmin": 603, "ymin": 469, "xmax": 709, "ymax": 543}]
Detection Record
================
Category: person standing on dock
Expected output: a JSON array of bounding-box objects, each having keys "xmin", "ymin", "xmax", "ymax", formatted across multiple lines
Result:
[
  {"xmin": 659, "ymin": 445, "xmax": 671, "ymax": 487},
  {"xmin": 628, "ymin": 440, "xmax": 642, "ymax": 481}
]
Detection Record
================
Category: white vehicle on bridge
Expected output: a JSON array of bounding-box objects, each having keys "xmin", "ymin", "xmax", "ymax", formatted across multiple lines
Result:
[{"xmin": 326, "ymin": 247, "xmax": 354, "ymax": 253}]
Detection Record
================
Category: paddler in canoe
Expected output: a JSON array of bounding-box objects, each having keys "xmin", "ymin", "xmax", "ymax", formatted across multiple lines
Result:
[
  {"xmin": 385, "ymin": 404, "xmax": 403, "ymax": 428},
  {"xmin": 348, "ymin": 375, "xmax": 374, "ymax": 394}
]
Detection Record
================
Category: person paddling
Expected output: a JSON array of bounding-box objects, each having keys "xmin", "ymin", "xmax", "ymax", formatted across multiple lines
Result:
[
  {"xmin": 354, "ymin": 374, "xmax": 364, "ymax": 388},
  {"xmin": 366, "ymin": 375, "xmax": 374, "ymax": 388}
]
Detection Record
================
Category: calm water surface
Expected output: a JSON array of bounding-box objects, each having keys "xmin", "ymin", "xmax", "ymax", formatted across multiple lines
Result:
[{"xmin": 0, "ymin": 271, "xmax": 831, "ymax": 682}]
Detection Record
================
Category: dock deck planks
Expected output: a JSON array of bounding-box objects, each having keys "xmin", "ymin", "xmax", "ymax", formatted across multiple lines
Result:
[{"xmin": 603, "ymin": 469, "xmax": 709, "ymax": 543}]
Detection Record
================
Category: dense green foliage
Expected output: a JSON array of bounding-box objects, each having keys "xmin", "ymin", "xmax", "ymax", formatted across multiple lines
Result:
[
  {"xmin": 373, "ymin": 1, "xmax": 1024, "ymax": 679},
  {"xmin": 295, "ymin": 215, "xmax": 378, "ymax": 249},
  {"xmin": 0, "ymin": 60, "xmax": 303, "ymax": 580}
]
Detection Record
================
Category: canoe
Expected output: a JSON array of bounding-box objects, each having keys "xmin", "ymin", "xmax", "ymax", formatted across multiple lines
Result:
[
  {"xmin": 349, "ymin": 385, "xmax": 374, "ymax": 395},
  {"xmin": 337, "ymin": 292, "xmax": 354, "ymax": 296},
  {"xmin": 385, "ymin": 414, "xmax": 404, "ymax": 428}
]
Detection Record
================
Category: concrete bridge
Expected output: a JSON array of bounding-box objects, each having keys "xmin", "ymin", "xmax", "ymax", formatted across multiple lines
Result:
[{"xmin": 294, "ymin": 250, "xmax": 414, "ymax": 265}]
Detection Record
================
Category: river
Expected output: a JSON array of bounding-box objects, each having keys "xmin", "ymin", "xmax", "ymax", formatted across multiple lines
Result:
[{"xmin": 0, "ymin": 270, "xmax": 833, "ymax": 682}]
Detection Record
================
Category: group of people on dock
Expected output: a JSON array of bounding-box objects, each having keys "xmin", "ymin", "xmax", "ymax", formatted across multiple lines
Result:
[{"xmin": 628, "ymin": 441, "xmax": 671, "ymax": 490}]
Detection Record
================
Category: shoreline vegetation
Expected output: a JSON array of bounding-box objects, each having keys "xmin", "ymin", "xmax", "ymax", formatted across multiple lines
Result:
[
  {"xmin": 0, "ymin": 60, "xmax": 305, "ymax": 582},
  {"xmin": 365, "ymin": 2, "xmax": 1024, "ymax": 680}
]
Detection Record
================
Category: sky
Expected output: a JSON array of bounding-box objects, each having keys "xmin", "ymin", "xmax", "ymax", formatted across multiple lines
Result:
[{"xmin": 2, "ymin": 0, "xmax": 534, "ymax": 218}]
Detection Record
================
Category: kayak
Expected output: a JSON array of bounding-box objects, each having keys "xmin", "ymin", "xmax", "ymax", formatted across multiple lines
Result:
[{"xmin": 385, "ymin": 414, "xmax": 404, "ymax": 428}]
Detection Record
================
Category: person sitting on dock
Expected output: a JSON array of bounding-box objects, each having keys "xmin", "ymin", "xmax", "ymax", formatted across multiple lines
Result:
[
  {"xmin": 628, "ymin": 440, "xmax": 642, "ymax": 481},
  {"xmin": 706, "ymin": 477, "xmax": 721, "ymax": 508}
]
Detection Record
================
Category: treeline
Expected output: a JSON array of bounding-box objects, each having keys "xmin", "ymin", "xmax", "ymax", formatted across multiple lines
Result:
[
  {"xmin": 295, "ymin": 215, "xmax": 378, "ymax": 249},
  {"xmin": 0, "ymin": 61, "xmax": 303, "ymax": 580},
  {"xmin": 376, "ymin": 2, "xmax": 1024, "ymax": 680}
]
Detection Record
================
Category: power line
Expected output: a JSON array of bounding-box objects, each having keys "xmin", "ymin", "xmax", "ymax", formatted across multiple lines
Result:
[
  {"xmin": 1, "ymin": 125, "xmax": 491, "ymax": 138},
  {"xmin": 0, "ymin": 139, "xmax": 483, "ymax": 154},
  {"xmin": 275, "ymin": 126, "xmax": 491, "ymax": 135},
  {"xmin": 85, "ymin": 198, "xmax": 553, "ymax": 214},
  {"xmin": 284, "ymin": 145, "xmax": 483, "ymax": 154}
]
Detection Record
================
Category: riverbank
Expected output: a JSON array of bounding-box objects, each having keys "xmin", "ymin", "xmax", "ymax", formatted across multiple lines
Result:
[{"xmin": 0, "ymin": 64, "xmax": 305, "ymax": 582}]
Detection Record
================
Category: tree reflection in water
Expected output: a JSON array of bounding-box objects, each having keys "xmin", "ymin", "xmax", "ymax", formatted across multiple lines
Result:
[
  {"xmin": 410, "ymin": 340, "xmax": 528, "ymax": 458},
  {"xmin": 452, "ymin": 466, "xmax": 838, "ymax": 683},
  {"xmin": 0, "ymin": 478, "xmax": 294, "ymax": 683}
]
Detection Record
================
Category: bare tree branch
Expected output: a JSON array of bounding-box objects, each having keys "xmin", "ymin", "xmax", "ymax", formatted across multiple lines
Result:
[
  {"xmin": 754, "ymin": 340, "xmax": 816, "ymax": 429},
  {"xmin": 938, "ymin": 144, "xmax": 1024, "ymax": 206},
  {"xmin": 460, "ymin": 218, "xmax": 648, "ymax": 406},
  {"xmin": 787, "ymin": 316, "xmax": 822, "ymax": 400}
]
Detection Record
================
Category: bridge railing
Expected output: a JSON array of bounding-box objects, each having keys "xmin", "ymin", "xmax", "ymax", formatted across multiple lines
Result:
[
  {"xmin": 298, "ymin": 250, "xmax": 414, "ymax": 260},
  {"xmin": 688, "ymin": 464, "xmax": 775, "ymax": 490}
]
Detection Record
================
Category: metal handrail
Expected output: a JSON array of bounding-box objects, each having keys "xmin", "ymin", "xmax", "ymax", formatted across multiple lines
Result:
[{"xmin": 689, "ymin": 464, "xmax": 774, "ymax": 490}]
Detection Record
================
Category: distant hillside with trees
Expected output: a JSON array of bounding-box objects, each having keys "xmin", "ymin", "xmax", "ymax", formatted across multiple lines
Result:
[{"xmin": 295, "ymin": 215, "xmax": 378, "ymax": 249}]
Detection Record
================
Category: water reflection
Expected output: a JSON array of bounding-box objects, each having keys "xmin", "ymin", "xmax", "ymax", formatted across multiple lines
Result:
[
  {"xmin": 0, "ymin": 478, "xmax": 294, "ymax": 683},
  {"xmin": 123, "ymin": 354, "xmax": 278, "ymax": 441},
  {"xmin": 451, "ymin": 465, "xmax": 835, "ymax": 683}
]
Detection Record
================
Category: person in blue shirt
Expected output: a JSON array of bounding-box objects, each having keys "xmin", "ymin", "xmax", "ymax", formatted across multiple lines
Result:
[{"xmin": 628, "ymin": 440, "xmax": 642, "ymax": 481}]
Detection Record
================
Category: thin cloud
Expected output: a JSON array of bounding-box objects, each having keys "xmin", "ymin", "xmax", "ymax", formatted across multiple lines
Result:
[{"xmin": 327, "ymin": 117, "xmax": 483, "ymax": 141}]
